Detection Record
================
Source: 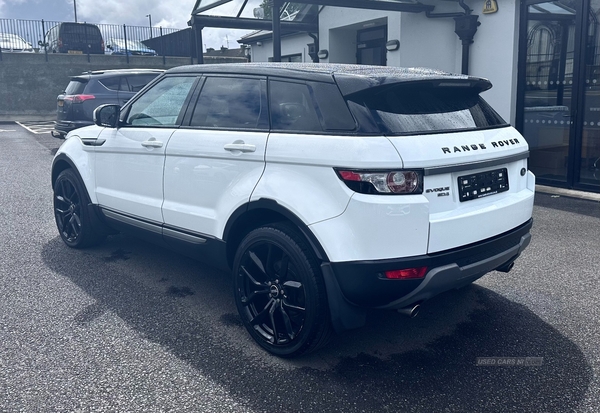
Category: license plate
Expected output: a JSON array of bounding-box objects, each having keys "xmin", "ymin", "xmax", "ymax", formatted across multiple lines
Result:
[
  {"xmin": 68, "ymin": 50, "xmax": 83, "ymax": 54},
  {"xmin": 458, "ymin": 168, "xmax": 509, "ymax": 202}
]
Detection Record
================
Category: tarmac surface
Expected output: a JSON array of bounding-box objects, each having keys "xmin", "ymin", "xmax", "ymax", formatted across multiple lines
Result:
[{"xmin": 1, "ymin": 122, "xmax": 600, "ymax": 412}]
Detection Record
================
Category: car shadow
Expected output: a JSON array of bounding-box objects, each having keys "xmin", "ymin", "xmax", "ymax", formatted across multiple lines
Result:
[{"xmin": 41, "ymin": 234, "xmax": 592, "ymax": 413}]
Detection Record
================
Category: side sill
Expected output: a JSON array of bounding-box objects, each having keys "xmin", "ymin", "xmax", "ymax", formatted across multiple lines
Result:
[{"xmin": 99, "ymin": 207, "xmax": 229, "ymax": 271}]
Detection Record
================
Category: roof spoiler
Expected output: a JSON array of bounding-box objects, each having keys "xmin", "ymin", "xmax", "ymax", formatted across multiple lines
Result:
[{"xmin": 337, "ymin": 76, "xmax": 493, "ymax": 97}]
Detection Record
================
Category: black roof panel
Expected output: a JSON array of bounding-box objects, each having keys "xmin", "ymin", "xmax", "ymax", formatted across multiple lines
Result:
[{"xmin": 166, "ymin": 63, "xmax": 493, "ymax": 94}]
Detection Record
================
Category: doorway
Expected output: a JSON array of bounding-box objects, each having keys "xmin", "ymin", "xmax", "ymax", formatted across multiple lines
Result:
[
  {"xmin": 357, "ymin": 25, "xmax": 387, "ymax": 66},
  {"xmin": 518, "ymin": 0, "xmax": 600, "ymax": 191}
]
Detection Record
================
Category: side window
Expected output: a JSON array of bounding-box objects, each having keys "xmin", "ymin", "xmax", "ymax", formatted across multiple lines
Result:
[
  {"xmin": 190, "ymin": 77, "xmax": 267, "ymax": 129},
  {"xmin": 125, "ymin": 76, "xmax": 196, "ymax": 127},
  {"xmin": 270, "ymin": 80, "xmax": 322, "ymax": 132}
]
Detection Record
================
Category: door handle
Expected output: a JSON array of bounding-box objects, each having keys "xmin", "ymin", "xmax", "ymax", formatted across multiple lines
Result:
[
  {"xmin": 141, "ymin": 138, "xmax": 163, "ymax": 148},
  {"xmin": 224, "ymin": 141, "xmax": 256, "ymax": 153}
]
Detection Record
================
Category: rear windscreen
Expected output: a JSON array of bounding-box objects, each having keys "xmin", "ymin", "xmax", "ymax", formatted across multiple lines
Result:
[
  {"xmin": 347, "ymin": 83, "xmax": 507, "ymax": 135},
  {"xmin": 62, "ymin": 24, "xmax": 102, "ymax": 39},
  {"xmin": 65, "ymin": 79, "xmax": 87, "ymax": 95}
]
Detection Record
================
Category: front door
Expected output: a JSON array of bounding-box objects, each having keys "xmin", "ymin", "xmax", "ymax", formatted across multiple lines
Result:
[
  {"xmin": 95, "ymin": 75, "xmax": 198, "ymax": 223},
  {"xmin": 357, "ymin": 26, "xmax": 387, "ymax": 66}
]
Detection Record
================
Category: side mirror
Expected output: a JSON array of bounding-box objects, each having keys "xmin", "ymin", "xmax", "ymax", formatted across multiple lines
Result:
[
  {"xmin": 106, "ymin": 45, "xmax": 114, "ymax": 51},
  {"xmin": 94, "ymin": 104, "xmax": 120, "ymax": 128}
]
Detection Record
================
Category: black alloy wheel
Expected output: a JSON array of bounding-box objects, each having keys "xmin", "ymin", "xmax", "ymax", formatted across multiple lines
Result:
[
  {"xmin": 53, "ymin": 169, "xmax": 105, "ymax": 248},
  {"xmin": 233, "ymin": 224, "xmax": 332, "ymax": 357}
]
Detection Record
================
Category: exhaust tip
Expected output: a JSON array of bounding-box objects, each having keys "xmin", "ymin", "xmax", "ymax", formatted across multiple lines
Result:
[
  {"xmin": 497, "ymin": 261, "xmax": 515, "ymax": 273},
  {"xmin": 398, "ymin": 304, "xmax": 420, "ymax": 318}
]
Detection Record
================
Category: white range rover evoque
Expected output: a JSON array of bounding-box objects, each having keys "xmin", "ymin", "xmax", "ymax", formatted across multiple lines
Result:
[{"xmin": 51, "ymin": 63, "xmax": 535, "ymax": 357}]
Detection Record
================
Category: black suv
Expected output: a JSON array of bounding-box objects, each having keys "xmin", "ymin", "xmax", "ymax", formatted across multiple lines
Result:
[
  {"xmin": 44, "ymin": 22, "xmax": 104, "ymax": 55},
  {"xmin": 53, "ymin": 69, "xmax": 163, "ymax": 138}
]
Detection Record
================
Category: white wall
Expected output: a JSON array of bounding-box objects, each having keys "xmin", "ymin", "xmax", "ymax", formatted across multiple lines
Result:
[
  {"xmin": 398, "ymin": 13, "xmax": 458, "ymax": 73},
  {"xmin": 247, "ymin": 33, "xmax": 315, "ymax": 63},
  {"xmin": 318, "ymin": 8, "xmax": 391, "ymax": 64},
  {"xmin": 468, "ymin": 0, "xmax": 520, "ymax": 123}
]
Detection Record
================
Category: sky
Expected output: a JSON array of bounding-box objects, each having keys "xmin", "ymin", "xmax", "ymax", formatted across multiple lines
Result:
[{"xmin": 0, "ymin": 0, "xmax": 256, "ymax": 50}]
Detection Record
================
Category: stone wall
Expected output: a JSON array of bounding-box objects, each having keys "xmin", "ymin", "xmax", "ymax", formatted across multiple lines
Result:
[{"xmin": 0, "ymin": 53, "xmax": 246, "ymax": 121}]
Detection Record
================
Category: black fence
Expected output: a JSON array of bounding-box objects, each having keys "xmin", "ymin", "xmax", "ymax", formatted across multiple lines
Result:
[{"xmin": 0, "ymin": 18, "xmax": 193, "ymax": 61}]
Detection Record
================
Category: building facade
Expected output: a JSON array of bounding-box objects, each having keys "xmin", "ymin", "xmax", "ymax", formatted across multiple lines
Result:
[{"xmin": 240, "ymin": 0, "xmax": 600, "ymax": 193}]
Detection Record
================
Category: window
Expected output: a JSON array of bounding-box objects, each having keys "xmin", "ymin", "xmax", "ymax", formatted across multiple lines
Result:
[
  {"xmin": 347, "ymin": 83, "xmax": 507, "ymax": 135},
  {"xmin": 125, "ymin": 76, "xmax": 196, "ymax": 127},
  {"xmin": 268, "ymin": 54, "xmax": 302, "ymax": 62},
  {"xmin": 270, "ymin": 81, "xmax": 322, "ymax": 132},
  {"xmin": 190, "ymin": 77, "xmax": 268, "ymax": 129}
]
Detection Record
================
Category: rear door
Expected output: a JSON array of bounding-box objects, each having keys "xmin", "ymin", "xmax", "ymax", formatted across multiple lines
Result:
[
  {"xmin": 162, "ymin": 75, "xmax": 269, "ymax": 239},
  {"xmin": 347, "ymin": 81, "xmax": 535, "ymax": 253}
]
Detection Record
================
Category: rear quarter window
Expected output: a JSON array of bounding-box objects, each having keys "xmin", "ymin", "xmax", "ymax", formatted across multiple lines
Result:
[
  {"xmin": 269, "ymin": 80, "xmax": 356, "ymax": 133},
  {"xmin": 347, "ymin": 83, "xmax": 507, "ymax": 135}
]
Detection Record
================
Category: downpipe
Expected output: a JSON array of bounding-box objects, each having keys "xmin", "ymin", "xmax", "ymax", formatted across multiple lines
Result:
[{"xmin": 398, "ymin": 304, "xmax": 421, "ymax": 318}]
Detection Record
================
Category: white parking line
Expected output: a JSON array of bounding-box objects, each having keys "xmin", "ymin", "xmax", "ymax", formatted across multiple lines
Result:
[{"xmin": 15, "ymin": 121, "xmax": 56, "ymax": 134}]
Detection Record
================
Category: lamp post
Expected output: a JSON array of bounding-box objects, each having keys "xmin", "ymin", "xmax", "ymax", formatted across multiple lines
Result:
[
  {"xmin": 74, "ymin": 0, "xmax": 78, "ymax": 22},
  {"xmin": 146, "ymin": 14, "xmax": 152, "ymax": 38}
]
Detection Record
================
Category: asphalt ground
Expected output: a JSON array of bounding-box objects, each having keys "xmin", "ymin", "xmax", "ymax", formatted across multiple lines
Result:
[{"xmin": 1, "ymin": 122, "xmax": 600, "ymax": 412}]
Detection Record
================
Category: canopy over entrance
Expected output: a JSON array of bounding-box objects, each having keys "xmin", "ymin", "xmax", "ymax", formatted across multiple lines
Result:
[{"xmin": 189, "ymin": 0, "xmax": 435, "ymax": 63}]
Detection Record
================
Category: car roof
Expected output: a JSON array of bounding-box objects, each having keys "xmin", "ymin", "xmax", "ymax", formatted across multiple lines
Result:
[
  {"xmin": 166, "ymin": 63, "xmax": 493, "ymax": 95},
  {"xmin": 71, "ymin": 69, "xmax": 165, "ymax": 80}
]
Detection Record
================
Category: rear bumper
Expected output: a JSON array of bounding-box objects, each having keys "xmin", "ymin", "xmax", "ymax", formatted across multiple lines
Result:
[
  {"xmin": 326, "ymin": 219, "xmax": 532, "ymax": 312},
  {"xmin": 54, "ymin": 120, "xmax": 93, "ymax": 137}
]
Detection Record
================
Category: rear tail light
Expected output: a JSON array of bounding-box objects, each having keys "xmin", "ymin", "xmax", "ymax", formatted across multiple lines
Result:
[
  {"xmin": 384, "ymin": 267, "xmax": 428, "ymax": 279},
  {"xmin": 336, "ymin": 169, "xmax": 423, "ymax": 195},
  {"xmin": 64, "ymin": 94, "xmax": 96, "ymax": 104}
]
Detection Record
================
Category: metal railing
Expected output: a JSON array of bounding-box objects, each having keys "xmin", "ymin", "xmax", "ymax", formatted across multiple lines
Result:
[{"xmin": 0, "ymin": 18, "xmax": 193, "ymax": 62}]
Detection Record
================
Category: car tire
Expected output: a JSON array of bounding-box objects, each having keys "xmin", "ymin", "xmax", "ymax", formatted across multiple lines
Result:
[
  {"xmin": 233, "ymin": 223, "xmax": 333, "ymax": 358},
  {"xmin": 53, "ymin": 169, "xmax": 106, "ymax": 248}
]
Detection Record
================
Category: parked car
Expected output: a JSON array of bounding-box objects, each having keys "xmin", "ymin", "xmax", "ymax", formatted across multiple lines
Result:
[
  {"xmin": 106, "ymin": 38, "xmax": 157, "ymax": 56},
  {"xmin": 51, "ymin": 63, "xmax": 535, "ymax": 357},
  {"xmin": 0, "ymin": 33, "xmax": 34, "ymax": 53},
  {"xmin": 52, "ymin": 69, "xmax": 163, "ymax": 138},
  {"xmin": 43, "ymin": 22, "xmax": 104, "ymax": 54}
]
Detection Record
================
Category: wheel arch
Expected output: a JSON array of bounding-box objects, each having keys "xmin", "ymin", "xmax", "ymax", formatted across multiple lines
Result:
[
  {"xmin": 225, "ymin": 199, "xmax": 366, "ymax": 334},
  {"xmin": 223, "ymin": 198, "xmax": 330, "ymax": 269},
  {"xmin": 52, "ymin": 153, "xmax": 97, "ymax": 204}
]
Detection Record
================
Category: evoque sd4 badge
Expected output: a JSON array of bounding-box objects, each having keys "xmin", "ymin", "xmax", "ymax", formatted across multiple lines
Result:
[{"xmin": 426, "ymin": 186, "xmax": 450, "ymax": 197}]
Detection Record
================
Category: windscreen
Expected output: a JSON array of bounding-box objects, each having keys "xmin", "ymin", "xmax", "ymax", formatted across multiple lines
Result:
[{"xmin": 347, "ymin": 82, "xmax": 507, "ymax": 135}]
